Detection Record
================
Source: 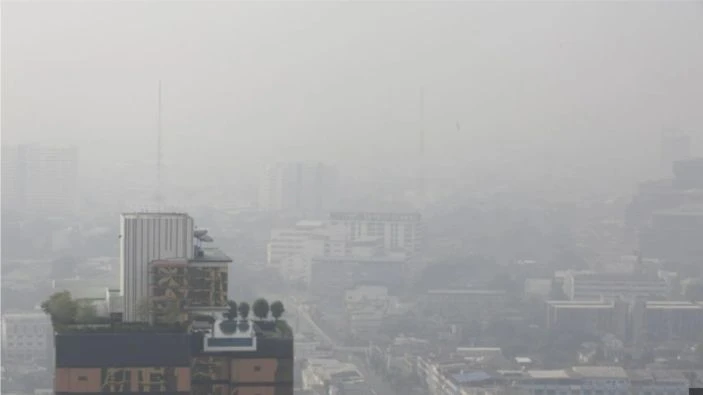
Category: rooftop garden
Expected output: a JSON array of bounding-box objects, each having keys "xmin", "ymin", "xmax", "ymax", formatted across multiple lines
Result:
[
  {"xmin": 41, "ymin": 291, "xmax": 187, "ymax": 333},
  {"xmin": 210, "ymin": 298, "xmax": 293, "ymax": 339},
  {"xmin": 42, "ymin": 292, "xmax": 292, "ymax": 338}
]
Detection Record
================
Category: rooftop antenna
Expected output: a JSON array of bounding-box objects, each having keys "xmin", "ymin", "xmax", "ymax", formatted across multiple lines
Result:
[
  {"xmin": 420, "ymin": 87, "xmax": 425, "ymax": 157},
  {"xmin": 418, "ymin": 88, "xmax": 426, "ymax": 205},
  {"xmin": 155, "ymin": 80, "xmax": 163, "ymax": 208}
]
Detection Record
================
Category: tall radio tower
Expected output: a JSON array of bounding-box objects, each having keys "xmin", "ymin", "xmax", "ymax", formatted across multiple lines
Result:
[
  {"xmin": 155, "ymin": 80, "xmax": 164, "ymax": 208},
  {"xmin": 418, "ymin": 87, "xmax": 426, "ymax": 206}
]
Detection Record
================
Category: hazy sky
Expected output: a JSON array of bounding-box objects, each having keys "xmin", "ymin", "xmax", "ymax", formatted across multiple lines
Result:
[{"xmin": 3, "ymin": 1, "xmax": 703, "ymax": 188}]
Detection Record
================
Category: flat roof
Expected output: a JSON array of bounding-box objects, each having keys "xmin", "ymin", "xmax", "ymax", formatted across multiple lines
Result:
[
  {"xmin": 646, "ymin": 304, "xmax": 703, "ymax": 310},
  {"xmin": 427, "ymin": 289, "xmax": 506, "ymax": 295},
  {"xmin": 528, "ymin": 370, "xmax": 571, "ymax": 379},
  {"xmin": 190, "ymin": 247, "xmax": 232, "ymax": 263},
  {"xmin": 121, "ymin": 212, "xmax": 190, "ymax": 218},
  {"xmin": 551, "ymin": 304, "xmax": 615, "ymax": 309},
  {"xmin": 570, "ymin": 366, "xmax": 627, "ymax": 379},
  {"xmin": 312, "ymin": 255, "xmax": 406, "ymax": 263},
  {"xmin": 296, "ymin": 220, "xmax": 326, "ymax": 228}
]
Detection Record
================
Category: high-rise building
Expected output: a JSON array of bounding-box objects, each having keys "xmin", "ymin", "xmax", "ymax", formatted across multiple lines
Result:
[
  {"xmin": 1, "ymin": 144, "xmax": 79, "ymax": 216},
  {"xmin": 328, "ymin": 211, "xmax": 424, "ymax": 255},
  {"xmin": 120, "ymin": 213, "xmax": 194, "ymax": 322},
  {"xmin": 258, "ymin": 162, "xmax": 338, "ymax": 216},
  {"xmin": 52, "ymin": 213, "xmax": 293, "ymax": 395}
]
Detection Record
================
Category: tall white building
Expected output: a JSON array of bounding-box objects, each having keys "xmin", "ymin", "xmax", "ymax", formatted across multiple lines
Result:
[
  {"xmin": 329, "ymin": 211, "xmax": 424, "ymax": 255},
  {"xmin": 120, "ymin": 213, "xmax": 194, "ymax": 322},
  {"xmin": 1, "ymin": 144, "xmax": 79, "ymax": 216},
  {"xmin": 258, "ymin": 162, "xmax": 338, "ymax": 215}
]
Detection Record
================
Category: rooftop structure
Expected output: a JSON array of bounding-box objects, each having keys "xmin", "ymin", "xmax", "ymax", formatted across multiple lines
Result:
[{"xmin": 562, "ymin": 271, "xmax": 669, "ymax": 301}]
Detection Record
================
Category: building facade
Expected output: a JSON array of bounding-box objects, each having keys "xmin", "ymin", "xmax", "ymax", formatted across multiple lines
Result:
[
  {"xmin": 1, "ymin": 312, "xmax": 53, "ymax": 364},
  {"xmin": 546, "ymin": 300, "xmax": 616, "ymax": 335},
  {"xmin": 54, "ymin": 332, "xmax": 193, "ymax": 394},
  {"xmin": 562, "ymin": 272, "xmax": 669, "ymax": 301},
  {"xmin": 329, "ymin": 211, "xmax": 424, "ymax": 255},
  {"xmin": 53, "ymin": 323, "xmax": 294, "ymax": 395},
  {"xmin": 150, "ymin": 249, "xmax": 231, "ymax": 322},
  {"xmin": 120, "ymin": 213, "xmax": 195, "ymax": 322},
  {"xmin": 258, "ymin": 162, "xmax": 338, "ymax": 216}
]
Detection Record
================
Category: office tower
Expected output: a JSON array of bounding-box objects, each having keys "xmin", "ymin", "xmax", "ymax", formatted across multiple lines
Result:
[
  {"xmin": 328, "ymin": 211, "xmax": 424, "ymax": 255},
  {"xmin": 258, "ymin": 162, "xmax": 338, "ymax": 216},
  {"xmin": 120, "ymin": 213, "xmax": 194, "ymax": 322},
  {"xmin": 1, "ymin": 144, "xmax": 79, "ymax": 216}
]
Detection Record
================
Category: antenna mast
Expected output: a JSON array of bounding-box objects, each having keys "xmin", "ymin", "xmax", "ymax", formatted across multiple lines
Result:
[
  {"xmin": 418, "ymin": 87, "xmax": 426, "ymax": 206},
  {"xmin": 420, "ymin": 88, "xmax": 425, "ymax": 157},
  {"xmin": 157, "ymin": 81, "xmax": 162, "ymax": 194},
  {"xmin": 155, "ymin": 80, "xmax": 164, "ymax": 209}
]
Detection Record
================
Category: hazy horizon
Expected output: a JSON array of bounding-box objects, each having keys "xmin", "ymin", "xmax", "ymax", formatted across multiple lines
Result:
[{"xmin": 3, "ymin": 1, "xmax": 703, "ymax": 192}]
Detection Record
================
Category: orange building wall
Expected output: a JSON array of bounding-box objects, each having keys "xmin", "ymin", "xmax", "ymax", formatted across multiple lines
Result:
[
  {"xmin": 55, "ymin": 368, "xmax": 102, "ymax": 392},
  {"xmin": 55, "ymin": 367, "xmax": 190, "ymax": 393},
  {"xmin": 230, "ymin": 358, "xmax": 278, "ymax": 383}
]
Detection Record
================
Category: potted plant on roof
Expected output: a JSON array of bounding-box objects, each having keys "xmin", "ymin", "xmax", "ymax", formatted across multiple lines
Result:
[
  {"xmin": 219, "ymin": 300, "xmax": 238, "ymax": 334},
  {"xmin": 237, "ymin": 302, "xmax": 250, "ymax": 332}
]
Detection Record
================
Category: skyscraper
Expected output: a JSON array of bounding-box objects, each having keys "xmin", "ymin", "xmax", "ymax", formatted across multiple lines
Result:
[
  {"xmin": 258, "ymin": 162, "xmax": 338, "ymax": 216},
  {"xmin": 120, "ymin": 213, "xmax": 194, "ymax": 322}
]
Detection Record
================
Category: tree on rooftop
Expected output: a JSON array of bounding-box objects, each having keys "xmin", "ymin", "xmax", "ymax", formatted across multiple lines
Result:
[
  {"xmin": 270, "ymin": 300, "xmax": 285, "ymax": 321},
  {"xmin": 41, "ymin": 291, "xmax": 78, "ymax": 325},
  {"xmin": 238, "ymin": 301, "xmax": 250, "ymax": 320},
  {"xmin": 253, "ymin": 298, "xmax": 270, "ymax": 320},
  {"xmin": 75, "ymin": 302, "xmax": 98, "ymax": 323},
  {"xmin": 225, "ymin": 300, "xmax": 237, "ymax": 320}
]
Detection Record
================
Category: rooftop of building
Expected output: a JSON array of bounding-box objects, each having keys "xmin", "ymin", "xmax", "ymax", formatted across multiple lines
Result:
[
  {"xmin": 646, "ymin": 301, "xmax": 703, "ymax": 309},
  {"xmin": 527, "ymin": 370, "xmax": 571, "ymax": 379},
  {"xmin": 329, "ymin": 211, "xmax": 421, "ymax": 222},
  {"xmin": 295, "ymin": 220, "xmax": 326, "ymax": 229},
  {"xmin": 568, "ymin": 271, "xmax": 665, "ymax": 281},
  {"xmin": 547, "ymin": 300, "xmax": 615, "ymax": 308},
  {"xmin": 426, "ymin": 289, "xmax": 506, "ymax": 296},
  {"xmin": 191, "ymin": 246, "xmax": 232, "ymax": 263},
  {"xmin": 652, "ymin": 206, "xmax": 703, "ymax": 216},
  {"xmin": 569, "ymin": 366, "xmax": 628, "ymax": 379},
  {"xmin": 450, "ymin": 371, "xmax": 495, "ymax": 385},
  {"xmin": 311, "ymin": 254, "xmax": 407, "ymax": 263},
  {"xmin": 121, "ymin": 212, "xmax": 191, "ymax": 218},
  {"xmin": 1, "ymin": 312, "xmax": 50, "ymax": 320}
]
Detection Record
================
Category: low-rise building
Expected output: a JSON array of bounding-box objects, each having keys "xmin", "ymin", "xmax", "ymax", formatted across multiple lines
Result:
[
  {"xmin": 546, "ymin": 300, "xmax": 616, "ymax": 335},
  {"xmin": 1, "ymin": 312, "xmax": 53, "ymax": 364},
  {"xmin": 344, "ymin": 285, "xmax": 390, "ymax": 339},
  {"xmin": 422, "ymin": 289, "xmax": 508, "ymax": 323}
]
